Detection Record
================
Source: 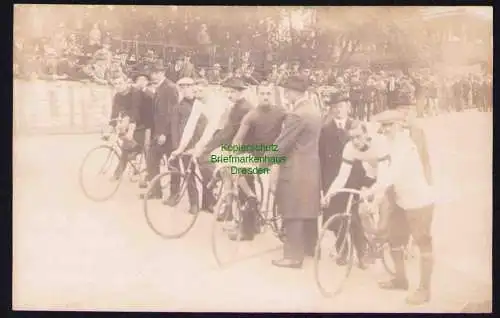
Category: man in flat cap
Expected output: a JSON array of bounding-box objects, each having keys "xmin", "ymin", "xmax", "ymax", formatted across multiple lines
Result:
[
  {"xmin": 200, "ymin": 77, "xmax": 256, "ymax": 223},
  {"xmin": 164, "ymin": 77, "xmax": 208, "ymax": 211},
  {"xmin": 261, "ymin": 75, "xmax": 322, "ymax": 268},
  {"xmin": 368, "ymin": 107, "xmax": 435, "ymax": 305},
  {"xmin": 319, "ymin": 89, "xmax": 371, "ymax": 269}
]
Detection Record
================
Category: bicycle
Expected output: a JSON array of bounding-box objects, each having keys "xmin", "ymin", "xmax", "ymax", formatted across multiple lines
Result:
[
  {"xmin": 142, "ymin": 153, "xmax": 224, "ymax": 239},
  {"xmin": 209, "ymin": 165, "xmax": 284, "ymax": 268},
  {"xmin": 78, "ymin": 118, "xmax": 148, "ymax": 202},
  {"xmin": 314, "ymin": 188, "xmax": 416, "ymax": 298}
]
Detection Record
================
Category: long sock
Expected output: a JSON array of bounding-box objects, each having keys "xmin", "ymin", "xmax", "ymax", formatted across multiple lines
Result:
[
  {"xmin": 419, "ymin": 253, "xmax": 434, "ymax": 290},
  {"xmin": 391, "ymin": 248, "xmax": 407, "ymax": 282}
]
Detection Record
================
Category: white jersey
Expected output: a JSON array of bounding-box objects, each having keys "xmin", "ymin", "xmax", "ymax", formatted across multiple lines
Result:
[
  {"xmin": 342, "ymin": 134, "xmax": 391, "ymax": 179},
  {"xmin": 177, "ymin": 93, "xmax": 233, "ymax": 151},
  {"xmin": 388, "ymin": 130, "xmax": 434, "ymax": 210}
]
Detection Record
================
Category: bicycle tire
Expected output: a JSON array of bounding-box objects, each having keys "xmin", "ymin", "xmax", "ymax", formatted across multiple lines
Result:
[
  {"xmin": 211, "ymin": 191, "xmax": 244, "ymax": 268},
  {"xmin": 314, "ymin": 213, "xmax": 354, "ymax": 298},
  {"xmin": 143, "ymin": 170, "xmax": 200, "ymax": 239},
  {"xmin": 79, "ymin": 145, "xmax": 123, "ymax": 202}
]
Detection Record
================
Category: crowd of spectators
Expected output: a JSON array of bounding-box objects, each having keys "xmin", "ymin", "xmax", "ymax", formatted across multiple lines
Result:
[{"xmin": 13, "ymin": 15, "xmax": 492, "ymax": 119}]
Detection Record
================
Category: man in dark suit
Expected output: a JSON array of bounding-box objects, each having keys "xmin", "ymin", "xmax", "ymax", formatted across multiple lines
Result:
[
  {"xmin": 318, "ymin": 90, "xmax": 369, "ymax": 269},
  {"xmin": 141, "ymin": 60, "xmax": 179, "ymax": 199},
  {"xmin": 262, "ymin": 76, "xmax": 322, "ymax": 269},
  {"xmin": 130, "ymin": 69, "xmax": 155, "ymax": 189}
]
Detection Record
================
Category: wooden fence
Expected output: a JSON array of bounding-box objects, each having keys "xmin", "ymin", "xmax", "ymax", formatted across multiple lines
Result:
[
  {"xmin": 13, "ymin": 79, "xmax": 323, "ymax": 135},
  {"xmin": 14, "ymin": 80, "xmax": 115, "ymax": 135}
]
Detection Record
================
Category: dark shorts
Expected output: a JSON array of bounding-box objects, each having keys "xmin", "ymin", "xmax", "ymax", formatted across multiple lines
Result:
[{"xmin": 388, "ymin": 203, "xmax": 434, "ymax": 251}]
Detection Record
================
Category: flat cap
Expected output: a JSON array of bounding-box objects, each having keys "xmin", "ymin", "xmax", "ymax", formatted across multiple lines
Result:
[
  {"xmin": 221, "ymin": 77, "xmax": 248, "ymax": 91},
  {"xmin": 281, "ymin": 75, "xmax": 309, "ymax": 92}
]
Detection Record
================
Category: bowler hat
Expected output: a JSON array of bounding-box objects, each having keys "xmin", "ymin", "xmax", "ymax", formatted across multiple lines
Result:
[
  {"xmin": 281, "ymin": 75, "xmax": 309, "ymax": 92},
  {"xmin": 150, "ymin": 60, "xmax": 166, "ymax": 73},
  {"xmin": 222, "ymin": 77, "xmax": 247, "ymax": 91},
  {"xmin": 129, "ymin": 63, "xmax": 151, "ymax": 81}
]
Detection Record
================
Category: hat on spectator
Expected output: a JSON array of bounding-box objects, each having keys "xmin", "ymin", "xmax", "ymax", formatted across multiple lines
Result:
[
  {"xmin": 324, "ymin": 89, "xmax": 350, "ymax": 106},
  {"xmin": 213, "ymin": 63, "xmax": 221, "ymax": 69},
  {"xmin": 281, "ymin": 75, "xmax": 310, "ymax": 92},
  {"xmin": 130, "ymin": 64, "xmax": 151, "ymax": 82},
  {"xmin": 372, "ymin": 109, "xmax": 406, "ymax": 125},
  {"xmin": 150, "ymin": 60, "xmax": 166, "ymax": 73},
  {"xmin": 222, "ymin": 77, "xmax": 247, "ymax": 91},
  {"xmin": 177, "ymin": 77, "xmax": 195, "ymax": 86},
  {"xmin": 392, "ymin": 85, "xmax": 416, "ymax": 107}
]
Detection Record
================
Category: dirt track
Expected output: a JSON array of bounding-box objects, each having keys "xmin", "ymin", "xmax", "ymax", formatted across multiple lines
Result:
[{"xmin": 12, "ymin": 111, "xmax": 492, "ymax": 312}]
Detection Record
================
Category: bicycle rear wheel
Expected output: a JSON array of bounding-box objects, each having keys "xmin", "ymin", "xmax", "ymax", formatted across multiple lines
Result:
[
  {"xmin": 314, "ymin": 214, "xmax": 354, "ymax": 298},
  {"xmin": 211, "ymin": 191, "xmax": 245, "ymax": 268},
  {"xmin": 143, "ymin": 170, "xmax": 200, "ymax": 239},
  {"xmin": 79, "ymin": 145, "xmax": 123, "ymax": 202}
]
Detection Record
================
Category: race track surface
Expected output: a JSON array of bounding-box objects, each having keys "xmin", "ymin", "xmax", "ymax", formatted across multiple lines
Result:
[{"xmin": 12, "ymin": 110, "xmax": 492, "ymax": 312}]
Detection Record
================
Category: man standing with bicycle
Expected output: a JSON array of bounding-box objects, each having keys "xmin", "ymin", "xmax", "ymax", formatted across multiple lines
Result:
[
  {"xmin": 165, "ymin": 77, "xmax": 208, "ymax": 213},
  {"xmin": 142, "ymin": 60, "xmax": 179, "ymax": 200},
  {"xmin": 319, "ymin": 90, "xmax": 371, "ymax": 269},
  {"xmin": 366, "ymin": 97, "xmax": 434, "ymax": 306},
  {"xmin": 227, "ymin": 82, "xmax": 287, "ymax": 241},
  {"xmin": 108, "ymin": 75, "xmax": 143, "ymax": 181}
]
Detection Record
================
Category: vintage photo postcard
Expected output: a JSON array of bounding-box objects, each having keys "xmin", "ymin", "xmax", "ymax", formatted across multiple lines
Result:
[{"xmin": 13, "ymin": 5, "xmax": 492, "ymax": 313}]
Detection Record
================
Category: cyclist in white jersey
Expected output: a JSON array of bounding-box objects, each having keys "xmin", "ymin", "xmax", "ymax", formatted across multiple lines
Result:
[
  {"xmin": 366, "ymin": 109, "xmax": 435, "ymax": 306},
  {"xmin": 322, "ymin": 121, "xmax": 392, "ymax": 204},
  {"xmin": 171, "ymin": 79, "xmax": 231, "ymax": 158}
]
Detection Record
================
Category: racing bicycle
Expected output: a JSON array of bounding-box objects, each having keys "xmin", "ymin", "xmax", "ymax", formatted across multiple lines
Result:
[{"xmin": 314, "ymin": 188, "xmax": 416, "ymax": 298}]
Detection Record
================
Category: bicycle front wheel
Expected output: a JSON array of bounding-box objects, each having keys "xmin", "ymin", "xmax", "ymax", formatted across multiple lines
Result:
[
  {"xmin": 79, "ymin": 145, "xmax": 123, "ymax": 202},
  {"xmin": 143, "ymin": 170, "xmax": 200, "ymax": 239},
  {"xmin": 314, "ymin": 214, "xmax": 354, "ymax": 298}
]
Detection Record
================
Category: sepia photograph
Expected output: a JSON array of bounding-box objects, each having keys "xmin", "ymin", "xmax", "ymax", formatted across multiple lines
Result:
[{"xmin": 12, "ymin": 5, "xmax": 492, "ymax": 313}]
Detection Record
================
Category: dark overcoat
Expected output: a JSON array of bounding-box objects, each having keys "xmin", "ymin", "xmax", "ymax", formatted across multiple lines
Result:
[
  {"xmin": 268, "ymin": 98, "xmax": 322, "ymax": 220},
  {"xmin": 152, "ymin": 78, "xmax": 179, "ymax": 140}
]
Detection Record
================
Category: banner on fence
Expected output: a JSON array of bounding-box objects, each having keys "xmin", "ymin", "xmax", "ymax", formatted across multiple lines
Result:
[{"xmin": 14, "ymin": 80, "xmax": 115, "ymax": 134}]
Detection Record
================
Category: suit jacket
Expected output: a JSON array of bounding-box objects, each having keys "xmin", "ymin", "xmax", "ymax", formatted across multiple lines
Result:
[
  {"xmin": 180, "ymin": 62, "xmax": 196, "ymax": 79},
  {"xmin": 266, "ymin": 98, "xmax": 322, "ymax": 219},
  {"xmin": 319, "ymin": 115, "xmax": 367, "ymax": 189},
  {"xmin": 153, "ymin": 78, "xmax": 179, "ymax": 139},
  {"xmin": 318, "ymin": 115, "xmax": 367, "ymax": 220}
]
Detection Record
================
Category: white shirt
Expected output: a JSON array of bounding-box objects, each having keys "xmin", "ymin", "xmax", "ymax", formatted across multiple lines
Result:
[
  {"xmin": 177, "ymin": 93, "xmax": 232, "ymax": 151},
  {"xmin": 327, "ymin": 133, "xmax": 391, "ymax": 193},
  {"xmin": 386, "ymin": 131, "xmax": 434, "ymax": 209},
  {"xmin": 342, "ymin": 134, "xmax": 390, "ymax": 179},
  {"xmin": 335, "ymin": 119, "xmax": 347, "ymax": 130}
]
